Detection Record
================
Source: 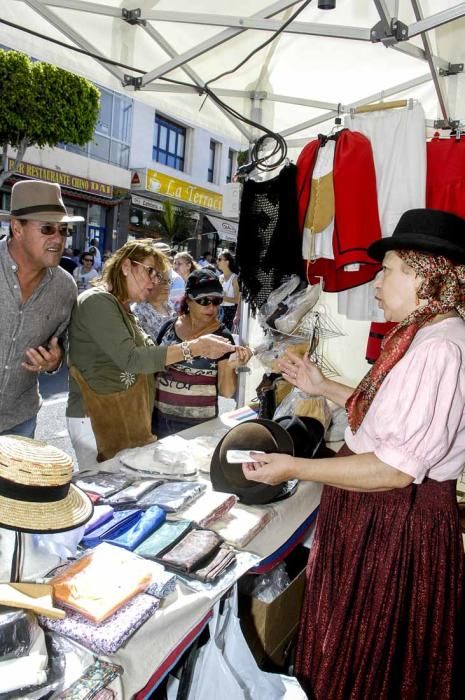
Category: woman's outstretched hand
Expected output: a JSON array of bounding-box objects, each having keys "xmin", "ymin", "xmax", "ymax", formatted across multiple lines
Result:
[
  {"xmin": 278, "ymin": 348, "xmax": 326, "ymax": 395},
  {"xmin": 228, "ymin": 345, "xmax": 253, "ymax": 368},
  {"xmin": 242, "ymin": 451, "xmax": 296, "ymax": 485},
  {"xmin": 192, "ymin": 334, "xmax": 235, "ymax": 359}
]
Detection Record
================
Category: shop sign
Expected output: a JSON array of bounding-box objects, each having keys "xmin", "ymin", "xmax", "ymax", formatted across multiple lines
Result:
[
  {"xmin": 145, "ymin": 169, "xmax": 223, "ymax": 212},
  {"xmin": 8, "ymin": 158, "xmax": 114, "ymax": 198},
  {"xmin": 131, "ymin": 194, "xmax": 164, "ymax": 212},
  {"xmin": 206, "ymin": 214, "xmax": 238, "ymax": 242}
]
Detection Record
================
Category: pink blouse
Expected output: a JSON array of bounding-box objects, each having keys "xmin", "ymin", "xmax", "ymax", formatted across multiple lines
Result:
[{"xmin": 345, "ymin": 317, "xmax": 465, "ymax": 483}]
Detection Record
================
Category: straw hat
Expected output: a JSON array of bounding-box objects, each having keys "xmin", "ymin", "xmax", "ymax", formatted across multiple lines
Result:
[
  {"xmin": 0, "ymin": 436, "xmax": 92, "ymax": 533},
  {"xmin": 0, "ymin": 180, "xmax": 84, "ymax": 223}
]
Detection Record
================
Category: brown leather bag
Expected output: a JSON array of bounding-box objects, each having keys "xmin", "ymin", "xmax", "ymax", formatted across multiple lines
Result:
[{"xmin": 69, "ymin": 365, "xmax": 156, "ymax": 462}]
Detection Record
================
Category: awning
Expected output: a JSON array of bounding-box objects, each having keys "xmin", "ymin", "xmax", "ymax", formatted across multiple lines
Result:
[{"xmin": 205, "ymin": 215, "xmax": 238, "ymax": 243}]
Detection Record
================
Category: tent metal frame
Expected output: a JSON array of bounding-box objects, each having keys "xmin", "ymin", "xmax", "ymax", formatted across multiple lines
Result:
[{"xmin": 13, "ymin": 0, "xmax": 465, "ymax": 140}]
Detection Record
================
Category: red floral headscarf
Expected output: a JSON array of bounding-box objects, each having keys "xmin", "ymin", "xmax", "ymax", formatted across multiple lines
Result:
[{"xmin": 346, "ymin": 251, "xmax": 465, "ymax": 433}]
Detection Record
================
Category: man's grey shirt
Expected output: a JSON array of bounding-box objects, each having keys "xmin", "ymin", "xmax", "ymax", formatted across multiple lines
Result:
[{"xmin": 0, "ymin": 239, "xmax": 77, "ymax": 431}]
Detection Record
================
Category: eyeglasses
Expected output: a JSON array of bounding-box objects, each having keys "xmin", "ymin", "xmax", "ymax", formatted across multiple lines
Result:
[
  {"xmin": 131, "ymin": 260, "xmax": 164, "ymax": 282},
  {"xmin": 36, "ymin": 223, "xmax": 69, "ymax": 237},
  {"xmin": 83, "ymin": 257, "xmax": 93, "ymax": 263},
  {"xmin": 192, "ymin": 296, "xmax": 222, "ymax": 307}
]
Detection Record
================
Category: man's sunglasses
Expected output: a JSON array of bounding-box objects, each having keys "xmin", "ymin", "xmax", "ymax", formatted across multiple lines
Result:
[
  {"xmin": 192, "ymin": 296, "xmax": 222, "ymax": 306},
  {"xmin": 83, "ymin": 258, "xmax": 93, "ymax": 263},
  {"xmin": 37, "ymin": 223, "xmax": 69, "ymax": 237}
]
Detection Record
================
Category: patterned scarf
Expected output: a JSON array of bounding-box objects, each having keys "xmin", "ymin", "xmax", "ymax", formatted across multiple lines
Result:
[{"xmin": 346, "ymin": 251, "xmax": 465, "ymax": 433}]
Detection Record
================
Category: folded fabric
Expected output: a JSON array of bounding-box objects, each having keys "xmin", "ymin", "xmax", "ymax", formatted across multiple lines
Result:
[
  {"xmin": 105, "ymin": 478, "xmax": 163, "ymax": 508},
  {"xmin": 145, "ymin": 568, "xmax": 177, "ymax": 599},
  {"xmin": 51, "ymin": 543, "xmax": 154, "ymax": 623},
  {"xmin": 138, "ymin": 481, "xmax": 207, "ymax": 513},
  {"xmin": 135, "ymin": 520, "xmax": 193, "ymax": 560},
  {"xmin": 83, "ymin": 505, "xmax": 114, "ymax": 535},
  {"xmin": 40, "ymin": 594, "xmax": 158, "ymax": 655},
  {"xmin": 74, "ymin": 472, "xmax": 134, "ymax": 497},
  {"xmin": 190, "ymin": 545, "xmax": 236, "ymax": 582},
  {"xmin": 174, "ymin": 491, "xmax": 237, "ymax": 528},
  {"xmin": 103, "ymin": 506, "xmax": 166, "ymax": 551},
  {"xmin": 53, "ymin": 659, "xmax": 123, "ymax": 700},
  {"xmin": 80, "ymin": 509, "xmax": 140, "ymax": 548},
  {"xmin": 211, "ymin": 504, "xmax": 274, "ymax": 548},
  {"xmin": 160, "ymin": 529, "xmax": 223, "ymax": 573}
]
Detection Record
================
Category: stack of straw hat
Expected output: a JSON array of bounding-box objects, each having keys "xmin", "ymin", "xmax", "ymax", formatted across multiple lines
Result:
[{"xmin": 0, "ymin": 436, "xmax": 92, "ymax": 533}]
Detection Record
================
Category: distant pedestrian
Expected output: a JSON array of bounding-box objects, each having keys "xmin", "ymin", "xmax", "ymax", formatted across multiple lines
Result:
[
  {"xmin": 86, "ymin": 238, "xmax": 102, "ymax": 270},
  {"xmin": 73, "ymin": 252, "xmax": 99, "ymax": 292},
  {"xmin": 173, "ymin": 252, "xmax": 198, "ymax": 281},
  {"xmin": 0, "ymin": 180, "xmax": 81, "ymax": 437},
  {"xmin": 197, "ymin": 251, "xmax": 213, "ymax": 267},
  {"xmin": 217, "ymin": 250, "xmax": 241, "ymax": 330},
  {"xmin": 60, "ymin": 247, "xmax": 79, "ymax": 275}
]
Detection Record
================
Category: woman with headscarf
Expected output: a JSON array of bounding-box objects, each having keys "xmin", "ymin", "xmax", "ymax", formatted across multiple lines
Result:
[
  {"xmin": 66, "ymin": 240, "xmax": 238, "ymax": 466},
  {"xmin": 243, "ymin": 209, "xmax": 465, "ymax": 699}
]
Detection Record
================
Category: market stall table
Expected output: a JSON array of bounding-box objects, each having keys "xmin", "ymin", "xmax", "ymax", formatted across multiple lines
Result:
[{"xmin": 78, "ymin": 418, "xmax": 322, "ymax": 698}]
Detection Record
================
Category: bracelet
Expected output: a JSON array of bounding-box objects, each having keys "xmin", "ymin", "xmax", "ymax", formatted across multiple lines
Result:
[{"xmin": 180, "ymin": 340, "xmax": 194, "ymax": 364}]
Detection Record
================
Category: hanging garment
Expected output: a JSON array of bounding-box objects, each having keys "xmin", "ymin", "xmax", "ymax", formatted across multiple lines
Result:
[
  {"xmin": 236, "ymin": 164, "xmax": 305, "ymax": 312},
  {"xmin": 338, "ymin": 103, "xmax": 426, "ymax": 322},
  {"xmin": 426, "ymin": 134, "xmax": 465, "ymax": 218},
  {"xmin": 296, "ymin": 129, "xmax": 382, "ymax": 293}
]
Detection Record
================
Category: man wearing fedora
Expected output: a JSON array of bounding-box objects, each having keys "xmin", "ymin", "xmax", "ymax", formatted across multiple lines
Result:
[{"xmin": 0, "ymin": 180, "xmax": 82, "ymax": 438}]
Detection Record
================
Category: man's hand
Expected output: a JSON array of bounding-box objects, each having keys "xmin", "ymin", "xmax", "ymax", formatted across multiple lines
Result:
[{"xmin": 22, "ymin": 337, "xmax": 63, "ymax": 373}]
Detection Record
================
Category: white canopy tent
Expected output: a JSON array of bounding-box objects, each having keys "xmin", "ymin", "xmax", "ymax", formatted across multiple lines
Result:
[
  {"xmin": 2, "ymin": 0, "xmax": 465, "ymax": 384},
  {"xmin": 1, "ymin": 0, "xmax": 465, "ymax": 153}
]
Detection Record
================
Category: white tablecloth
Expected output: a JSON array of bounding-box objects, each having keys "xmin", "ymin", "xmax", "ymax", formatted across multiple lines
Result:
[{"xmin": 85, "ymin": 419, "xmax": 323, "ymax": 698}]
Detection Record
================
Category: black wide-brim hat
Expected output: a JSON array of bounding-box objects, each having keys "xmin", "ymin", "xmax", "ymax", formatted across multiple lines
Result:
[
  {"xmin": 368, "ymin": 208, "xmax": 465, "ymax": 264},
  {"xmin": 211, "ymin": 419, "xmax": 295, "ymax": 505},
  {"xmin": 274, "ymin": 416, "xmax": 325, "ymax": 458}
]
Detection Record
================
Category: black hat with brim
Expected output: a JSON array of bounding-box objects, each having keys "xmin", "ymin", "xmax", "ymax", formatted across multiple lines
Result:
[
  {"xmin": 368, "ymin": 208, "xmax": 465, "ymax": 264},
  {"xmin": 210, "ymin": 419, "xmax": 294, "ymax": 505},
  {"xmin": 274, "ymin": 415, "xmax": 325, "ymax": 458}
]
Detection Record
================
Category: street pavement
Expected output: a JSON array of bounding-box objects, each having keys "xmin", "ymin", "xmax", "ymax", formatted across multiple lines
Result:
[{"xmin": 37, "ymin": 364, "xmax": 76, "ymax": 462}]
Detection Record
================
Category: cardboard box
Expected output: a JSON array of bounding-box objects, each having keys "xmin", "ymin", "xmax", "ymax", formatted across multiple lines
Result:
[{"xmin": 239, "ymin": 545, "xmax": 308, "ymax": 669}]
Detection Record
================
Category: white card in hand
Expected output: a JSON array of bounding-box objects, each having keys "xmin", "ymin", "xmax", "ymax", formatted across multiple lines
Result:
[{"xmin": 226, "ymin": 450, "xmax": 265, "ymax": 463}]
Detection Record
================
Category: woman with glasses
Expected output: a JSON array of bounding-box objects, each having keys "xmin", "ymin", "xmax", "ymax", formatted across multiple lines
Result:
[
  {"xmin": 73, "ymin": 252, "xmax": 99, "ymax": 292},
  {"xmin": 152, "ymin": 268, "xmax": 253, "ymax": 438},
  {"xmin": 217, "ymin": 250, "xmax": 240, "ymax": 331},
  {"xmin": 66, "ymin": 241, "xmax": 237, "ymax": 467},
  {"xmin": 132, "ymin": 269, "xmax": 175, "ymax": 341}
]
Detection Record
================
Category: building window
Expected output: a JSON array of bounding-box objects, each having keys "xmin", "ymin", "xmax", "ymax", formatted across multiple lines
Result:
[
  {"xmin": 153, "ymin": 115, "xmax": 185, "ymax": 171},
  {"xmin": 207, "ymin": 140, "xmax": 217, "ymax": 183},
  {"xmin": 59, "ymin": 86, "xmax": 132, "ymax": 169},
  {"xmin": 226, "ymin": 149, "xmax": 236, "ymax": 183}
]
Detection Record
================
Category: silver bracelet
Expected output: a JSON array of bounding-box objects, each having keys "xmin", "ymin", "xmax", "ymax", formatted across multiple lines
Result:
[{"xmin": 180, "ymin": 340, "xmax": 194, "ymax": 364}]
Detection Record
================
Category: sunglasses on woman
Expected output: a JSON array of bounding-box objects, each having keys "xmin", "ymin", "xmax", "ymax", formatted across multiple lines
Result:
[
  {"xmin": 131, "ymin": 260, "xmax": 165, "ymax": 282},
  {"xmin": 192, "ymin": 296, "xmax": 222, "ymax": 306}
]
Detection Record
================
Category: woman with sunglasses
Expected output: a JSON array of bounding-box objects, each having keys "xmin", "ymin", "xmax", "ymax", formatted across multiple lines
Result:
[
  {"xmin": 66, "ymin": 241, "xmax": 236, "ymax": 467},
  {"xmin": 73, "ymin": 252, "xmax": 99, "ymax": 292},
  {"xmin": 152, "ymin": 269, "xmax": 253, "ymax": 438}
]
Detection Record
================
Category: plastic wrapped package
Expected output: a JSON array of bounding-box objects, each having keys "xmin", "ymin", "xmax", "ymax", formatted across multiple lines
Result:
[
  {"xmin": 258, "ymin": 275, "xmax": 303, "ymax": 323},
  {"xmin": 273, "ymin": 386, "xmax": 332, "ymax": 429},
  {"xmin": 51, "ymin": 543, "xmax": 154, "ymax": 622},
  {"xmin": 0, "ymin": 606, "xmax": 36, "ymax": 661},
  {"xmin": 246, "ymin": 562, "xmax": 291, "ymax": 604},
  {"xmin": 274, "ymin": 283, "xmax": 322, "ymax": 335}
]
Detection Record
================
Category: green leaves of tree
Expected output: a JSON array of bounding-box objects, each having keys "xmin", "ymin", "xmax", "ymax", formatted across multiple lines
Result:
[{"xmin": 0, "ymin": 49, "xmax": 100, "ymax": 150}]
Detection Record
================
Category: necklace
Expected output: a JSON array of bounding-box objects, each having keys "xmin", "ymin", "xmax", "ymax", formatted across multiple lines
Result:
[{"xmin": 179, "ymin": 315, "xmax": 220, "ymax": 340}]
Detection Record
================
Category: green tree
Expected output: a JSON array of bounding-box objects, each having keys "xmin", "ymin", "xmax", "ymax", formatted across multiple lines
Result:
[
  {"xmin": 0, "ymin": 49, "xmax": 100, "ymax": 186},
  {"xmin": 149, "ymin": 199, "xmax": 193, "ymax": 245}
]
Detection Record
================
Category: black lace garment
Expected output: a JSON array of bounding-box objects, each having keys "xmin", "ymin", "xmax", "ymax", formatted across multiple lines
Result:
[{"xmin": 236, "ymin": 164, "xmax": 305, "ymax": 313}]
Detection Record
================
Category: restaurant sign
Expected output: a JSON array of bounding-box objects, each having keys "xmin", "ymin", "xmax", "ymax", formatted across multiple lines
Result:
[
  {"xmin": 9, "ymin": 159, "xmax": 114, "ymax": 198},
  {"xmin": 131, "ymin": 168, "xmax": 222, "ymax": 212}
]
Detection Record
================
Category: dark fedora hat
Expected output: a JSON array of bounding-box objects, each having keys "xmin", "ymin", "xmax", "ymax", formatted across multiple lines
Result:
[
  {"xmin": 368, "ymin": 209, "xmax": 465, "ymax": 264},
  {"xmin": 274, "ymin": 416, "xmax": 325, "ymax": 458},
  {"xmin": 210, "ymin": 419, "xmax": 294, "ymax": 505}
]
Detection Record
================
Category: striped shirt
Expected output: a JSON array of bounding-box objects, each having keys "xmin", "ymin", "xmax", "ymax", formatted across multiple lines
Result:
[{"xmin": 153, "ymin": 320, "xmax": 233, "ymax": 428}]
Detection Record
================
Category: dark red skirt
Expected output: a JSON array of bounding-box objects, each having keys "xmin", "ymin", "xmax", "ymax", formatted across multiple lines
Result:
[{"xmin": 295, "ymin": 450, "xmax": 464, "ymax": 699}]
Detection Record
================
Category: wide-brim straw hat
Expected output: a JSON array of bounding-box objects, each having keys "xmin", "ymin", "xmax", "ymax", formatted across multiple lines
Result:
[
  {"xmin": 0, "ymin": 180, "xmax": 84, "ymax": 223},
  {"xmin": 368, "ymin": 208, "xmax": 465, "ymax": 264},
  {"xmin": 0, "ymin": 436, "xmax": 92, "ymax": 533},
  {"xmin": 210, "ymin": 419, "xmax": 295, "ymax": 505}
]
